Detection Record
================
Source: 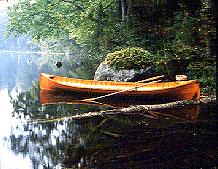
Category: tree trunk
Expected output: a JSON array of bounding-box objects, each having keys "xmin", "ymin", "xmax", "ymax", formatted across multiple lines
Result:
[
  {"xmin": 117, "ymin": 0, "xmax": 122, "ymax": 19},
  {"xmin": 121, "ymin": 0, "xmax": 127, "ymax": 21},
  {"xmin": 68, "ymin": 96, "xmax": 216, "ymax": 119}
]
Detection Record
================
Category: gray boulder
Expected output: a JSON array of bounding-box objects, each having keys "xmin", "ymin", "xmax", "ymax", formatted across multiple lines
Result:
[{"xmin": 94, "ymin": 62, "xmax": 156, "ymax": 82}]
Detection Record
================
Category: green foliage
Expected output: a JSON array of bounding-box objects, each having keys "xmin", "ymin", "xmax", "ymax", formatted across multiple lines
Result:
[
  {"xmin": 157, "ymin": 5, "xmax": 216, "ymax": 94},
  {"xmin": 105, "ymin": 47, "xmax": 155, "ymax": 70},
  {"xmin": 7, "ymin": 0, "xmax": 77, "ymax": 40},
  {"xmin": 6, "ymin": 0, "xmax": 216, "ymax": 94},
  {"xmin": 187, "ymin": 60, "xmax": 216, "ymax": 95}
]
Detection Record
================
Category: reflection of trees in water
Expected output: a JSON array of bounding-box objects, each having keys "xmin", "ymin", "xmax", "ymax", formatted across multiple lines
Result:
[
  {"xmin": 9, "ymin": 85, "xmax": 101, "ymax": 168},
  {"xmin": 9, "ymin": 85, "xmax": 218, "ymax": 168},
  {"xmin": 71, "ymin": 115, "xmax": 218, "ymax": 169}
]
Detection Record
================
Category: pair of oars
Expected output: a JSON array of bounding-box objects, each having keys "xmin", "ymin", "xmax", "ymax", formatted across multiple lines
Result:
[{"xmin": 82, "ymin": 75, "xmax": 164, "ymax": 102}]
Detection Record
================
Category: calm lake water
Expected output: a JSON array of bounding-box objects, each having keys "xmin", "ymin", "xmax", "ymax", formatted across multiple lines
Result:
[{"xmin": 0, "ymin": 53, "xmax": 217, "ymax": 169}]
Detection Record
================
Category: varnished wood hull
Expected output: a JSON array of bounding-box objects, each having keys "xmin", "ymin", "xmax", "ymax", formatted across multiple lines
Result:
[{"xmin": 40, "ymin": 73, "xmax": 200, "ymax": 102}]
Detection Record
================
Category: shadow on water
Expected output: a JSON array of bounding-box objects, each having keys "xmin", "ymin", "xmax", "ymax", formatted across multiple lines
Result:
[{"xmin": 6, "ymin": 84, "xmax": 218, "ymax": 169}]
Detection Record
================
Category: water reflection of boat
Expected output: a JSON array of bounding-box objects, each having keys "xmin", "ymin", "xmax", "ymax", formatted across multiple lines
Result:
[
  {"xmin": 157, "ymin": 105, "xmax": 200, "ymax": 121},
  {"xmin": 40, "ymin": 73, "xmax": 200, "ymax": 103},
  {"xmin": 40, "ymin": 90, "xmax": 145, "ymax": 108},
  {"xmin": 40, "ymin": 90, "xmax": 200, "ymax": 121}
]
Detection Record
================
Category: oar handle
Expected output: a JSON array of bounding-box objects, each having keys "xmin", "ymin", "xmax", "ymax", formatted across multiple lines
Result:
[{"xmin": 136, "ymin": 75, "xmax": 164, "ymax": 83}]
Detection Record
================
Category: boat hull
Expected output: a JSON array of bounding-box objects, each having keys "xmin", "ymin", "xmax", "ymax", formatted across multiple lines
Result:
[{"xmin": 40, "ymin": 73, "xmax": 200, "ymax": 103}]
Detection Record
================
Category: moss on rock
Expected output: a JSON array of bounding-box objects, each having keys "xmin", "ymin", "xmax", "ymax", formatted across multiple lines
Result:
[{"xmin": 105, "ymin": 47, "xmax": 155, "ymax": 70}]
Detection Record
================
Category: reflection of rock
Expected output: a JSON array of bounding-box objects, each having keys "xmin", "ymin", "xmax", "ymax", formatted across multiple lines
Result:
[
  {"xmin": 94, "ymin": 62, "xmax": 156, "ymax": 82},
  {"xmin": 55, "ymin": 61, "xmax": 62, "ymax": 68}
]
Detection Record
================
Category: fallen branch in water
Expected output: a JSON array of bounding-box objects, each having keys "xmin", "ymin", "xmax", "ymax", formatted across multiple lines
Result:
[
  {"xmin": 71, "ymin": 110, "xmax": 158, "ymax": 120},
  {"xmin": 70, "ymin": 101, "xmax": 194, "ymax": 120},
  {"xmin": 119, "ymin": 100, "xmax": 199, "ymax": 112},
  {"xmin": 200, "ymin": 95, "xmax": 216, "ymax": 104},
  {"xmin": 31, "ymin": 96, "xmax": 216, "ymax": 123},
  {"xmin": 69, "ymin": 96, "xmax": 216, "ymax": 119}
]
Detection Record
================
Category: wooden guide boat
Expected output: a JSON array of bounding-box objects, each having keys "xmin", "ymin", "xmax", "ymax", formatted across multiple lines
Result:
[{"xmin": 40, "ymin": 73, "xmax": 200, "ymax": 103}]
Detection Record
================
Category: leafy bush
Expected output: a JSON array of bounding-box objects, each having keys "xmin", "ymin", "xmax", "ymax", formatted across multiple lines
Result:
[
  {"xmin": 105, "ymin": 47, "xmax": 155, "ymax": 70},
  {"xmin": 187, "ymin": 61, "xmax": 216, "ymax": 95}
]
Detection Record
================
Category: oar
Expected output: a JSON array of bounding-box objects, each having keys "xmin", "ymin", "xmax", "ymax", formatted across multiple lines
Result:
[
  {"xmin": 80, "ymin": 100, "xmax": 120, "ymax": 108},
  {"xmin": 136, "ymin": 75, "xmax": 164, "ymax": 83},
  {"xmin": 83, "ymin": 79, "xmax": 162, "ymax": 102}
]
